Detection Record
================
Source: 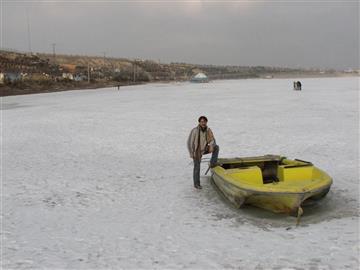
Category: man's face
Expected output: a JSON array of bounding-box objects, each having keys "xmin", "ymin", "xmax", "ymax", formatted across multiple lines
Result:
[{"xmin": 199, "ymin": 119, "xmax": 207, "ymax": 129}]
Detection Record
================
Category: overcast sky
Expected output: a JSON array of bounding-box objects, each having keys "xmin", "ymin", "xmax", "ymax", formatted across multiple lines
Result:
[{"xmin": 2, "ymin": 0, "xmax": 359, "ymax": 69}]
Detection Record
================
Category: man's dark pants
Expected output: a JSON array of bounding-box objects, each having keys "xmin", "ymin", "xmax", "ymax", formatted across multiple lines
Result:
[{"xmin": 193, "ymin": 145, "xmax": 219, "ymax": 187}]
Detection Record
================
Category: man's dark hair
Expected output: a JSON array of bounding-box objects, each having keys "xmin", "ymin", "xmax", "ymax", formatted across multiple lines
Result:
[{"xmin": 198, "ymin": 116, "xmax": 208, "ymax": 122}]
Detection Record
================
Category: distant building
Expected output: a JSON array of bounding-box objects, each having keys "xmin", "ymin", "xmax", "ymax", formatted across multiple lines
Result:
[
  {"xmin": 60, "ymin": 64, "xmax": 77, "ymax": 74},
  {"xmin": 4, "ymin": 72, "xmax": 22, "ymax": 83},
  {"xmin": 0, "ymin": 73, "xmax": 4, "ymax": 84},
  {"xmin": 62, "ymin": 73, "xmax": 74, "ymax": 80},
  {"xmin": 74, "ymin": 74, "xmax": 87, "ymax": 82},
  {"xmin": 191, "ymin": 72, "xmax": 209, "ymax": 83},
  {"xmin": 344, "ymin": 68, "xmax": 354, "ymax": 73}
]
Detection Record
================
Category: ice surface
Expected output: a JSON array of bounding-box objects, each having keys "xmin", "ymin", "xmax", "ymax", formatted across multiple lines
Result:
[{"xmin": 2, "ymin": 77, "xmax": 359, "ymax": 269}]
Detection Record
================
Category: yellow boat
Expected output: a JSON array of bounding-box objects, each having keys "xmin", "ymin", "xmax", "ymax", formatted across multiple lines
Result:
[{"xmin": 210, "ymin": 155, "xmax": 332, "ymax": 218}]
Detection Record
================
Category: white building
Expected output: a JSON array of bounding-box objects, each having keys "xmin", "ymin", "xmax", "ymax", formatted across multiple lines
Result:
[
  {"xmin": 190, "ymin": 72, "xmax": 209, "ymax": 83},
  {"xmin": 0, "ymin": 73, "xmax": 4, "ymax": 84}
]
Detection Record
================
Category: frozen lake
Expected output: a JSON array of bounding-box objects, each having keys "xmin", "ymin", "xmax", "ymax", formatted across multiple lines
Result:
[{"xmin": 2, "ymin": 77, "xmax": 359, "ymax": 269}]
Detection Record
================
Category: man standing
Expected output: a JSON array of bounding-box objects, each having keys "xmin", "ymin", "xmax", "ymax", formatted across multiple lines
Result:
[{"xmin": 187, "ymin": 116, "xmax": 219, "ymax": 189}]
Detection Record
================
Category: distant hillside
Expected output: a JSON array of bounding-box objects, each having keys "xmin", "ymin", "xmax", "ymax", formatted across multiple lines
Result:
[{"xmin": 0, "ymin": 49, "xmax": 347, "ymax": 96}]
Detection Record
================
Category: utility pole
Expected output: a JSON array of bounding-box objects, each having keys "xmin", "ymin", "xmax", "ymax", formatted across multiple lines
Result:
[
  {"xmin": 133, "ymin": 61, "xmax": 137, "ymax": 82},
  {"xmin": 51, "ymin": 43, "xmax": 56, "ymax": 63},
  {"xmin": 102, "ymin": 52, "xmax": 106, "ymax": 67},
  {"xmin": 87, "ymin": 62, "xmax": 90, "ymax": 83},
  {"xmin": 26, "ymin": 8, "xmax": 32, "ymax": 53}
]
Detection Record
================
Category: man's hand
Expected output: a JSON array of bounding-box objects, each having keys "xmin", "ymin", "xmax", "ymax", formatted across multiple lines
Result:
[{"xmin": 208, "ymin": 145, "xmax": 214, "ymax": 153}]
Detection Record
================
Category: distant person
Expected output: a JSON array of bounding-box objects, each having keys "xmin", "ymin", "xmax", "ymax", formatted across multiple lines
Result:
[
  {"xmin": 117, "ymin": 85, "xmax": 120, "ymax": 91},
  {"xmin": 293, "ymin": 81, "xmax": 302, "ymax": 90},
  {"xmin": 187, "ymin": 116, "xmax": 219, "ymax": 189}
]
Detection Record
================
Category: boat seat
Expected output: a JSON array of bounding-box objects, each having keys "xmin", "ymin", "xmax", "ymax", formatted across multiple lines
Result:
[
  {"xmin": 224, "ymin": 166, "xmax": 263, "ymax": 185},
  {"xmin": 277, "ymin": 165, "xmax": 314, "ymax": 182}
]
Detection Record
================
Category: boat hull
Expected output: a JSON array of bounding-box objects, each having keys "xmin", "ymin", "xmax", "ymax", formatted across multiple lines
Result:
[
  {"xmin": 211, "ymin": 155, "xmax": 332, "ymax": 215},
  {"xmin": 212, "ymin": 172, "xmax": 330, "ymax": 214}
]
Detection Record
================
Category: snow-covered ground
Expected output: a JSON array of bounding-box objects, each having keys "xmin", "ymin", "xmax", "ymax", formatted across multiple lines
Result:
[{"xmin": 2, "ymin": 77, "xmax": 359, "ymax": 269}]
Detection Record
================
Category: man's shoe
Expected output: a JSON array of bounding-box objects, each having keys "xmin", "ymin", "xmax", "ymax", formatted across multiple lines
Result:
[{"xmin": 194, "ymin": 185, "xmax": 202, "ymax": 189}]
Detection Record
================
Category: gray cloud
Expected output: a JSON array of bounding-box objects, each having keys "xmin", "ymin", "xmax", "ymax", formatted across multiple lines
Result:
[{"xmin": 2, "ymin": 1, "xmax": 359, "ymax": 69}]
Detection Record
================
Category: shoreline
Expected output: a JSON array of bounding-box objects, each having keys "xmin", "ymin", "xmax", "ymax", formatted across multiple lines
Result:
[{"xmin": 1, "ymin": 73, "xmax": 358, "ymax": 97}]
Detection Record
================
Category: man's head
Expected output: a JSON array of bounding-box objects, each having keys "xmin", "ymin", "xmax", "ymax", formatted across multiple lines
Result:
[{"xmin": 198, "ymin": 116, "xmax": 208, "ymax": 129}]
